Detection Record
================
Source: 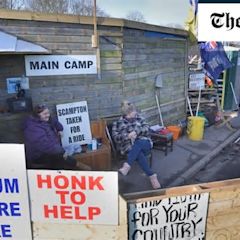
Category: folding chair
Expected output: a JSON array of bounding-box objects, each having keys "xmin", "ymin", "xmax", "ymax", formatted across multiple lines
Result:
[{"xmin": 105, "ymin": 122, "xmax": 153, "ymax": 167}]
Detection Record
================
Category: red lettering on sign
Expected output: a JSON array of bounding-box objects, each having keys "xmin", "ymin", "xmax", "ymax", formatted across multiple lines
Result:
[
  {"xmin": 37, "ymin": 174, "xmax": 51, "ymax": 188},
  {"xmin": 44, "ymin": 205, "xmax": 58, "ymax": 218},
  {"xmin": 73, "ymin": 206, "xmax": 87, "ymax": 220},
  {"xmin": 70, "ymin": 191, "xmax": 86, "ymax": 204},
  {"xmin": 89, "ymin": 176, "xmax": 104, "ymax": 190},
  {"xmin": 43, "ymin": 205, "xmax": 101, "ymax": 220},
  {"xmin": 56, "ymin": 190, "xmax": 69, "ymax": 204},
  {"xmin": 71, "ymin": 176, "xmax": 86, "ymax": 189},
  {"xmin": 56, "ymin": 191, "xmax": 86, "ymax": 205},
  {"xmin": 54, "ymin": 175, "xmax": 69, "ymax": 189},
  {"xmin": 37, "ymin": 174, "xmax": 104, "ymax": 190},
  {"xmin": 88, "ymin": 207, "xmax": 101, "ymax": 220},
  {"xmin": 60, "ymin": 206, "xmax": 73, "ymax": 219}
]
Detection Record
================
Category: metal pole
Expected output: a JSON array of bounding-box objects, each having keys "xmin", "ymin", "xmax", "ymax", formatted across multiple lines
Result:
[
  {"xmin": 196, "ymin": 88, "xmax": 201, "ymax": 116},
  {"xmin": 230, "ymin": 82, "xmax": 238, "ymax": 109},
  {"xmin": 155, "ymin": 94, "xmax": 164, "ymax": 127},
  {"xmin": 187, "ymin": 96, "xmax": 193, "ymax": 116}
]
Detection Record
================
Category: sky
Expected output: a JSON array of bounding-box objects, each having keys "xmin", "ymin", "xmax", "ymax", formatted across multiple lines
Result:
[{"xmin": 97, "ymin": 0, "xmax": 190, "ymax": 28}]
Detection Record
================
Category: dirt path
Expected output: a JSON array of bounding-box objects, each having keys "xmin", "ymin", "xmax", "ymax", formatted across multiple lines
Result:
[{"xmin": 184, "ymin": 142, "xmax": 240, "ymax": 185}]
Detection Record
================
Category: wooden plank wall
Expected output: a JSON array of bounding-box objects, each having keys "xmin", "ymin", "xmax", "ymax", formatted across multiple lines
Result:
[
  {"xmin": 32, "ymin": 179, "xmax": 240, "ymax": 239},
  {"xmin": 0, "ymin": 16, "xmax": 188, "ymax": 142},
  {"xmin": 0, "ymin": 19, "xmax": 123, "ymax": 120},
  {"xmin": 122, "ymin": 28, "xmax": 187, "ymax": 125}
]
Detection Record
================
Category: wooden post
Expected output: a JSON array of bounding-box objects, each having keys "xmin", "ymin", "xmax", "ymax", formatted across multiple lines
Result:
[
  {"xmin": 92, "ymin": 0, "xmax": 101, "ymax": 79},
  {"xmin": 92, "ymin": 0, "xmax": 98, "ymax": 48}
]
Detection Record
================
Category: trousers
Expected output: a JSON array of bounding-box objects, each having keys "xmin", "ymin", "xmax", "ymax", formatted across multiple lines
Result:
[
  {"xmin": 127, "ymin": 139, "xmax": 153, "ymax": 176},
  {"xmin": 30, "ymin": 154, "xmax": 76, "ymax": 170}
]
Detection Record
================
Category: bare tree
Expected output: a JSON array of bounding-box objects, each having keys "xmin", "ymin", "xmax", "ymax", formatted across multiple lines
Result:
[
  {"xmin": 126, "ymin": 10, "xmax": 146, "ymax": 23},
  {"xmin": 70, "ymin": 0, "xmax": 109, "ymax": 17},
  {"xmin": 0, "ymin": 0, "xmax": 25, "ymax": 9},
  {"xmin": 26, "ymin": 0, "xmax": 69, "ymax": 14},
  {"xmin": 25, "ymin": 0, "xmax": 109, "ymax": 16}
]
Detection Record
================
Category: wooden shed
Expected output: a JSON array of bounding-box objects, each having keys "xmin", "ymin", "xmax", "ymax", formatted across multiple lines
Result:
[{"xmin": 0, "ymin": 9, "xmax": 188, "ymax": 143}]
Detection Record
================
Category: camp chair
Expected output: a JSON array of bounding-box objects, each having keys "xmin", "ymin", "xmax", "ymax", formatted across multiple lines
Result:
[{"xmin": 105, "ymin": 122, "xmax": 152, "ymax": 167}]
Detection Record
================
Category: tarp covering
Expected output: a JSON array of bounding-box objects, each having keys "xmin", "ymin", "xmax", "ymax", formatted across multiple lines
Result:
[{"xmin": 0, "ymin": 30, "xmax": 48, "ymax": 53}]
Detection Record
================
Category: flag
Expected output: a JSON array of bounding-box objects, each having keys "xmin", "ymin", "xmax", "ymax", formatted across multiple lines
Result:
[
  {"xmin": 185, "ymin": 0, "xmax": 198, "ymax": 43},
  {"xmin": 199, "ymin": 41, "xmax": 233, "ymax": 82}
]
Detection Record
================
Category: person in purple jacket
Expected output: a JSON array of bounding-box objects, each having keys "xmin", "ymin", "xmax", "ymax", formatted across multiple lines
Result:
[{"xmin": 23, "ymin": 104, "xmax": 75, "ymax": 170}]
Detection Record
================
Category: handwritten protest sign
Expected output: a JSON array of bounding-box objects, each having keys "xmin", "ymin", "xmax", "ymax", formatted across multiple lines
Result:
[
  {"xmin": 56, "ymin": 101, "xmax": 92, "ymax": 147},
  {"xmin": 128, "ymin": 193, "xmax": 209, "ymax": 240},
  {"xmin": 0, "ymin": 144, "xmax": 32, "ymax": 240},
  {"xmin": 27, "ymin": 170, "xmax": 118, "ymax": 225}
]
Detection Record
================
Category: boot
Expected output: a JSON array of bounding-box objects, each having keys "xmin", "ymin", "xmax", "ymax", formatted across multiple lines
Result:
[
  {"xmin": 119, "ymin": 162, "xmax": 131, "ymax": 176},
  {"xmin": 149, "ymin": 174, "xmax": 161, "ymax": 189}
]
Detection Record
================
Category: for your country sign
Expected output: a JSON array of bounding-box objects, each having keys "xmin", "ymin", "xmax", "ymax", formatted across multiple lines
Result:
[{"xmin": 128, "ymin": 193, "xmax": 209, "ymax": 240}]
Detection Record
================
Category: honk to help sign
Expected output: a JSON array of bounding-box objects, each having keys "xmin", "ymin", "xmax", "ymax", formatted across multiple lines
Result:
[{"xmin": 27, "ymin": 170, "xmax": 118, "ymax": 225}]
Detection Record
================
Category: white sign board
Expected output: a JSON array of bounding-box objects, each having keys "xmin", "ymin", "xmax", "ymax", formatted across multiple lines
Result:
[
  {"xmin": 128, "ymin": 193, "xmax": 209, "ymax": 240},
  {"xmin": 6, "ymin": 77, "xmax": 29, "ymax": 94},
  {"xmin": 25, "ymin": 55, "xmax": 97, "ymax": 76},
  {"xmin": 27, "ymin": 170, "xmax": 118, "ymax": 225},
  {"xmin": 56, "ymin": 101, "xmax": 92, "ymax": 147},
  {"xmin": 189, "ymin": 73, "xmax": 205, "ymax": 90},
  {"xmin": 0, "ymin": 144, "xmax": 32, "ymax": 240}
]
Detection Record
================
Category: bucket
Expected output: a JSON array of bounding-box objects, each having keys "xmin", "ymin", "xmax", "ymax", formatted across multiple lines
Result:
[
  {"xmin": 167, "ymin": 125, "xmax": 181, "ymax": 140},
  {"xmin": 187, "ymin": 116, "xmax": 205, "ymax": 141}
]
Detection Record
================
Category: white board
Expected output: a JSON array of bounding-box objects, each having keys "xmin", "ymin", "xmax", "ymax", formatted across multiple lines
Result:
[
  {"xmin": 128, "ymin": 193, "xmax": 209, "ymax": 240},
  {"xmin": 0, "ymin": 144, "xmax": 32, "ymax": 240},
  {"xmin": 25, "ymin": 55, "xmax": 97, "ymax": 76},
  {"xmin": 27, "ymin": 170, "xmax": 119, "ymax": 225},
  {"xmin": 189, "ymin": 73, "xmax": 205, "ymax": 90},
  {"xmin": 56, "ymin": 101, "xmax": 92, "ymax": 147}
]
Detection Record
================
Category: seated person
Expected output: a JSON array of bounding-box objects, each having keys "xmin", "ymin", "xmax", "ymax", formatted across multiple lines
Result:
[
  {"xmin": 23, "ymin": 104, "xmax": 89, "ymax": 170},
  {"xmin": 112, "ymin": 100, "xmax": 161, "ymax": 189}
]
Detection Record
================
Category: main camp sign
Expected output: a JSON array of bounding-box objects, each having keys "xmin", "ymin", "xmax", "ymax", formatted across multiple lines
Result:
[{"xmin": 25, "ymin": 55, "xmax": 97, "ymax": 76}]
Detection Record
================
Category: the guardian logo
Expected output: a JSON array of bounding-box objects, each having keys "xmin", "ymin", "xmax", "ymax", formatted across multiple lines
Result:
[
  {"xmin": 198, "ymin": 3, "xmax": 240, "ymax": 41},
  {"xmin": 210, "ymin": 12, "xmax": 240, "ymax": 30}
]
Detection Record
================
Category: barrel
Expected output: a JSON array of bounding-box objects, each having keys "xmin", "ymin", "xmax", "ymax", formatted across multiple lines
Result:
[{"xmin": 187, "ymin": 116, "xmax": 205, "ymax": 141}]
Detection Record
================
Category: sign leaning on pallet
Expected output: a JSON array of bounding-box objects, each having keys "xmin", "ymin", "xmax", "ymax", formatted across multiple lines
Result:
[{"xmin": 128, "ymin": 193, "xmax": 209, "ymax": 240}]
